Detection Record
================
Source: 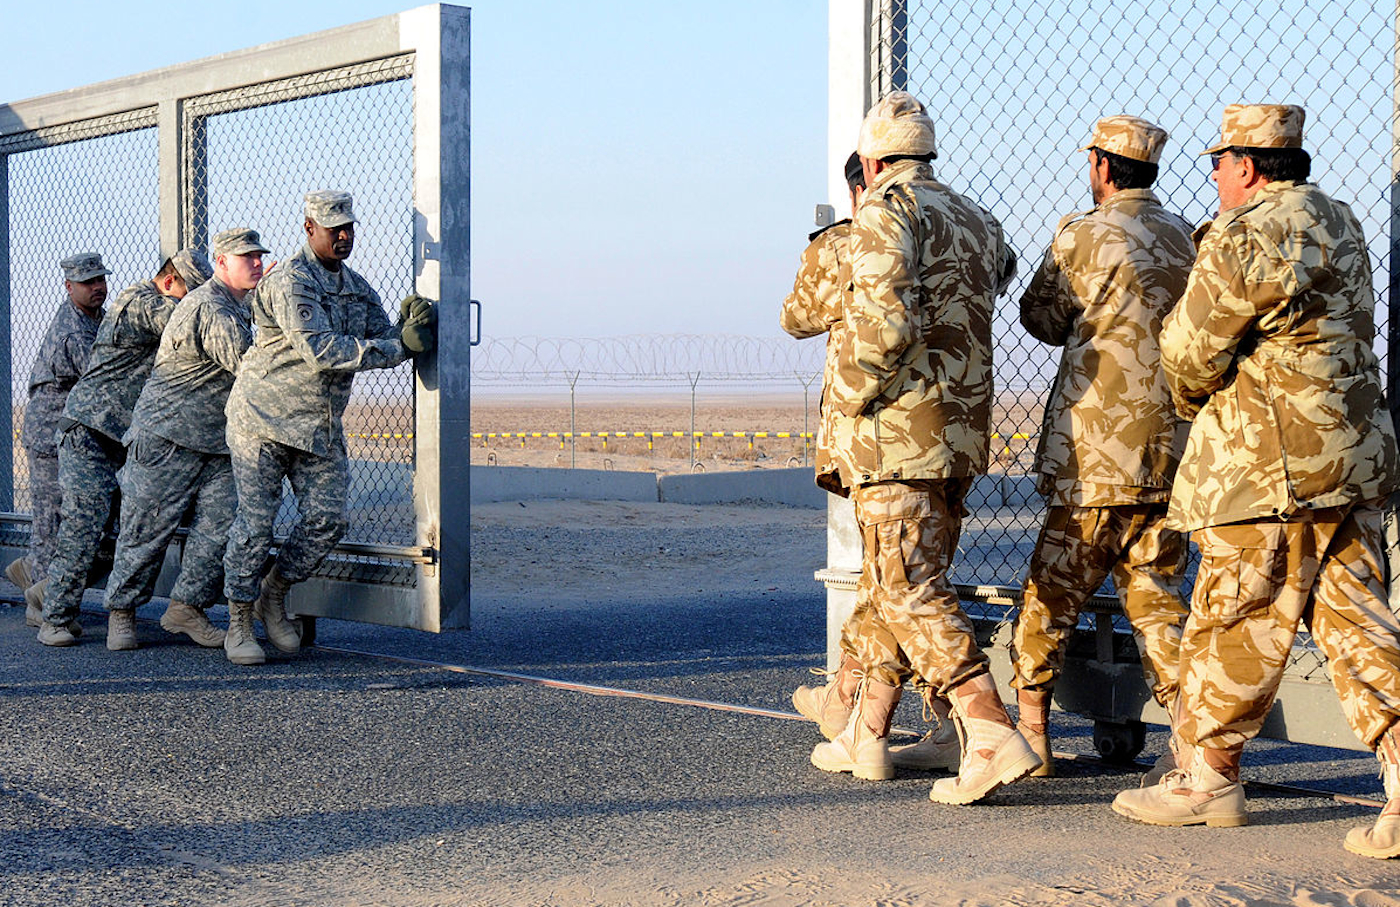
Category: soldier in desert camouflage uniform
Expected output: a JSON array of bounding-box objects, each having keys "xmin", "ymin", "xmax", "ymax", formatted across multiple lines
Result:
[
  {"xmin": 35, "ymin": 250, "xmax": 214, "ymax": 646},
  {"xmin": 221, "ymin": 191, "xmax": 436, "ymax": 666},
  {"xmin": 86, "ymin": 229, "xmax": 267, "ymax": 652},
  {"xmin": 801, "ymin": 92, "xmax": 1039, "ymax": 804},
  {"xmin": 1012, "ymin": 116, "xmax": 1194, "ymax": 777},
  {"xmin": 1111, "ymin": 106, "xmax": 1400, "ymax": 856},
  {"xmin": 14, "ymin": 253, "xmax": 108, "ymax": 636},
  {"xmin": 785, "ymin": 153, "xmax": 960, "ymax": 774}
]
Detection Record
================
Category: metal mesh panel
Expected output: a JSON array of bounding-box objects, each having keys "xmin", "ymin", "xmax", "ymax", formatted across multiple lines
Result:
[
  {"xmin": 5, "ymin": 117, "xmax": 159, "ymax": 511},
  {"xmin": 875, "ymin": 0, "xmax": 1393, "ymax": 598},
  {"xmin": 186, "ymin": 55, "xmax": 416, "ymax": 545}
]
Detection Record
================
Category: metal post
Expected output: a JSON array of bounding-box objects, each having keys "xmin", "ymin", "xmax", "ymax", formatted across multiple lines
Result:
[
  {"xmin": 404, "ymin": 4, "xmax": 471, "ymax": 630},
  {"xmin": 828, "ymin": 0, "xmax": 872, "ymax": 221},
  {"xmin": 689, "ymin": 371, "xmax": 700, "ymax": 470},
  {"xmin": 568, "ymin": 370, "xmax": 579, "ymax": 469},
  {"xmin": 0, "ymin": 153, "xmax": 12, "ymax": 512},
  {"xmin": 157, "ymin": 99, "xmax": 183, "ymax": 258},
  {"xmin": 799, "ymin": 372, "xmax": 817, "ymax": 467}
]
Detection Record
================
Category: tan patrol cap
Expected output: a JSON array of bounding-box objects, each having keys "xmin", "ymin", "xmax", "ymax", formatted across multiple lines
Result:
[
  {"xmin": 857, "ymin": 91, "xmax": 937, "ymax": 161},
  {"xmin": 1080, "ymin": 115, "xmax": 1168, "ymax": 164},
  {"xmin": 1201, "ymin": 104, "xmax": 1305, "ymax": 155},
  {"xmin": 212, "ymin": 228, "xmax": 270, "ymax": 257},
  {"xmin": 60, "ymin": 252, "xmax": 110, "ymax": 282}
]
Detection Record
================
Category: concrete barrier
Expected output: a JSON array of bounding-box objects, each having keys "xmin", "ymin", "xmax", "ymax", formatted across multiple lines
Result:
[
  {"xmin": 659, "ymin": 467, "xmax": 825, "ymax": 508},
  {"xmin": 470, "ymin": 466, "xmax": 658, "ymax": 504},
  {"xmin": 468, "ymin": 465, "xmax": 827, "ymax": 508}
]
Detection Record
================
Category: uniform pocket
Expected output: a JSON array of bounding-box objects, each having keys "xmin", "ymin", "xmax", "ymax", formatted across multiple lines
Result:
[
  {"xmin": 1191, "ymin": 522, "xmax": 1285, "ymax": 623},
  {"xmin": 130, "ymin": 433, "xmax": 177, "ymax": 468}
]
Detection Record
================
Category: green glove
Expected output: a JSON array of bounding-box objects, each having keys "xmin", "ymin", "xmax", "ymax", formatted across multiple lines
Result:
[
  {"xmin": 399, "ymin": 294, "xmax": 426, "ymax": 323},
  {"xmin": 401, "ymin": 301, "xmax": 437, "ymax": 354}
]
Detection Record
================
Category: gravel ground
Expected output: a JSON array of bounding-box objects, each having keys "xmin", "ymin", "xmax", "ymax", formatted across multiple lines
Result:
[{"xmin": 1, "ymin": 500, "xmax": 1397, "ymax": 906}]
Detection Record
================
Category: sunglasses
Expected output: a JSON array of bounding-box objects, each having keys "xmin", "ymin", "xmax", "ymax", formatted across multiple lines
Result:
[{"xmin": 1210, "ymin": 151, "xmax": 1233, "ymax": 171}]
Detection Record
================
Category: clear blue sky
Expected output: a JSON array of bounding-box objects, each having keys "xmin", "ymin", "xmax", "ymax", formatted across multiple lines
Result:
[{"xmin": 4, "ymin": 0, "xmax": 828, "ymax": 342}]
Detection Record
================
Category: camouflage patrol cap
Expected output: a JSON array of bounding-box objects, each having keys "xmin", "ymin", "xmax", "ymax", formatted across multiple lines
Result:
[
  {"xmin": 60, "ymin": 252, "xmax": 111, "ymax": 282},
  {"xmin": 304, "ymin": 190, "xmax": 357, "ymax": 228},
  {"xmin": 857, "ymin": 91, "xmax": 937, "ymax": 161},
  {"xmin": 1080, "ymin": 115, "xmax": 1168, "ymax": 164},
  {"xmin": 1201, "ymin": 104, "xmax": 1306, "ymax": 155},
  {"xmin": 211, "ymin": 228, "xmax": 270, "ymax": 257},
  {"xmin": 171, "ymin": 248, "xmax": 213, "ymax": 290}
]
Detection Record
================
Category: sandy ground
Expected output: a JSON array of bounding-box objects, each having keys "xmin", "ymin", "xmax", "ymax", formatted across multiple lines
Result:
[{"xmin": 3, "ymin": 499, "xmax": 1399, "ymax": 907}]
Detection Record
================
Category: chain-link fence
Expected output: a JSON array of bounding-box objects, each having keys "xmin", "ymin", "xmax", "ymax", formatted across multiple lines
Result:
[
  {"xmin": 870, "ymin": 0, "xmax": 1393, "ymax": 673},
  {"xmin": 3, "ymin": 114, "xmax": 159, "ymax": 513},
  {"xmin": 2, "ymin": 51, "xmax": 420, "ymax": 566},
  {"xmin": 187, "ymin": 55, "xmax": 417, "ymax": 546}
]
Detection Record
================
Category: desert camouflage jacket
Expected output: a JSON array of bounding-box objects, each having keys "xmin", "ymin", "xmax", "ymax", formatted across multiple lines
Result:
[
  {"xmin": 128, "ymin": 276, "xmax": 252, "ymax": 456},
  {"xmin": 1162, "ymin": 180, "xmax": 1399, "ymax": 531},
  {"xmin": 1020, "ymin": 189, "xmax": 1194, "ymax": 506},
  {"xmin": 226, "ymin": 244, "xmax": 408, "ymax": 457},
  {"xmin": 65, "ymin": 279, "xmax": 180, "ymax": 443},
  {"xmin": 780, "ymin": 220, "xmax": 851, "ymax": 495},
  {"xmin": 826, "ymin": 159, "xmax": 1015, "ymax": 487},
  {"xmin": 21, "ymin": 297, "xmax": 102, "ymax": 455}
]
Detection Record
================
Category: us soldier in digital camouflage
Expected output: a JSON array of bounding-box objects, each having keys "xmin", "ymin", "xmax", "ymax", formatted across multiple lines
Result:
[
  {"xmin": 800, "ymin": 92, "xmax": 1038, "ymax": 804},
  {"xmin": 786, "ymin": 152, "xmax": 960, "ymax": 775},
  {"xmin": 1111, "ymin": 105, "xmax": 1400, "ymax": 857},
  {"xmin": 221, "ymin": 190, "xmax": 436, "ymax": 667},
  {"xmin": 34, "ymin": 250, "xmax": 214, "ymax": 646},
  {"xmin": 79, "ymin": 229, "xmax": 266, "ymax": 651},
  {"xmin": 1011, "ymin": 116, "xmax": 1194, "ymax": 777},
  {"xmin": 11, "ymin": 252, "xmax": 108, "ymax": 631}
]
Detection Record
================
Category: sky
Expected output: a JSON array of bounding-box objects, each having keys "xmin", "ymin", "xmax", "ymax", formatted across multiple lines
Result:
[{"xmin": 3, "ymin": 0, "xmax": 829, "ymax": 343}]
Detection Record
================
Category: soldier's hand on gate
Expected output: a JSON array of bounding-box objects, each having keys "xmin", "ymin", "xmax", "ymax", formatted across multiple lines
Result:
[
  {"xmin": 401, "ymin": 300, "xmax": 437, "ymax": 354},
  {"xmin": 399, "ymin": 294, "xmax": 427, "ymax": 323}
]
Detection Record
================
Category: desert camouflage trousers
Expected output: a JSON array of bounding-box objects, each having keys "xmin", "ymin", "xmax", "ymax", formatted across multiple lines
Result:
[
  {"xmin": 103, "ymin": 431, "xmax": 235, "ymax": 611},
  {"xmin": 837, "ymin": 478, "xmax": 990, "ymax": 690},
  {"xmin": 44, "ymin": 424, "xmax": 122, "ymax": 622},
  {"xmin": 1011, "ymin": 504, "xmax": 1188, "ymax": 706},
  {"xmin": 223, "ymin": 435, "xmax": 349, "ymax": 603},
  {"xmin": 1180, "ymin": 501, "xmax": 1400, "ymax": 752},
  {"xmin": 23, "ymin": 446, "xmax": 60, "ymax": 581}
]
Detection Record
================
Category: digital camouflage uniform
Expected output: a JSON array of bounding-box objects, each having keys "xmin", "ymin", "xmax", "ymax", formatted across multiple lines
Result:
[
  {"xmin": 828, "ymin": 157, "xmax": 1016, "ymax": 692},
  {"xmin": 102, "ymin": 275, "xmax": 253, "ymax": 613},
  {"xmin": 1013, "ymin": 184, "xmax": 1195, "ymax": 707},
  {"xmin": 1162, "ymin": 178, "xmax": 1400, "ymax": 753},
  {"xmin": 222, "ymin": 243, "xmax": 410, "ymax": 603},
  {"xmin": 21, "ymin": 294, "xmax": 103, "ymax": 582},
  {"xmin": 43, "ymin": 276, "xmax": 192, "ymax": 623}
]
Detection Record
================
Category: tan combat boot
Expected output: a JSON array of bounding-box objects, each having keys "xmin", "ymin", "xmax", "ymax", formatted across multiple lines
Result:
[
  {"xmin": 36, "ymin": 620, "xmax": 78, "ymax": 647},
  {"xmin": 929, "ymin": 672, "xmax": 1041, "ymax": 805},
  {"xmin": 810, "ymin": 676, "xmax": 902, "ymax": 780},
  {"xmin": 24, "ymin": 579, "xmax": 47, "ymax": 629},
  {"xmin": 1141, "ymin": 696, "xmax": 1182, "ymax": 788},
  {"xmin": 890, "ymin": 689, "xmax": 960, "ymax": 772},
  {"xmin": 1112, "ymin": 743, "xmax": 1246, "ymax": 827},
  {"xmin": 1016, "ymin": 688, "xmax": 1055, "ymax": 777},
  {"xmin": 792, "ymin": 654, "xmax": 860, "ymax": 740},
  {"xmin": 254, "ymin": 568, "xmax": 301, "ymax": 655},
  {"xmin": 106, "ymin": 609, "xmax": 138, "ymax": 651},
  {"xmin": 160, "ymin": 600, "xmax": 226, "ymax": 647},
  {"xmin": 6, "ymin": 556, "xmax": 33, "ymax": 591},
  {"xmin": 224, "ymin": 600, "xmax": 266, "ymax": 666},
  {"xmin": 1345, "ymin": 726, "xmax": 1400, "ymax": 858}
]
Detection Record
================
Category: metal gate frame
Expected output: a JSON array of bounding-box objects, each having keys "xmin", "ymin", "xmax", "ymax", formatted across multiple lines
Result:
[
  {"xmin": 0, "ymin": 3, "xmax": 472, "ymax": 632},
  {"xmin": 819, "ymin": 0, "xmax": 1399, "ymax": 755}
]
